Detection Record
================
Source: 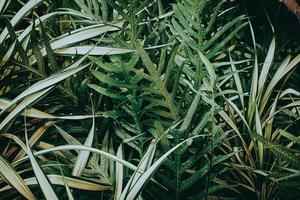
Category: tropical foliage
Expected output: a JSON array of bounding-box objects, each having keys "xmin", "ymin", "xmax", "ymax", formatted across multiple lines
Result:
[{"xmin": 0, "ymin": 0, "xmax": 299, "ymax": 199}]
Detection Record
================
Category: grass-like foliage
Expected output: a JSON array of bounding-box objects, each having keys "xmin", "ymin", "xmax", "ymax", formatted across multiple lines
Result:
[{"xmin": 0, "ymin": 0, "xmax": 299, "ymax": 200}]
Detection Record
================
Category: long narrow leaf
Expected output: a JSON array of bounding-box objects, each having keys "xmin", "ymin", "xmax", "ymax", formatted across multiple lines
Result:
[
  {"xmin": 0, "ymin": 87, "xmax": 54, "ymax": 131},
  {"xmin": 72, "ymin": 116, "xmax": 95, "ymax": 176},
  {"xmin": 0, "ymin": 56, "xmax": 89, "ymax": 115},
  {"xmin": 0, "ymin": 156, "xmax": 36, "ymax": 200}
]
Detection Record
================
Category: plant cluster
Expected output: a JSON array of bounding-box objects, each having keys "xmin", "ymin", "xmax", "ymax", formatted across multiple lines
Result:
[{"xmin": 0, "ymin": 0, "xmax": 299, "ymax": 199}]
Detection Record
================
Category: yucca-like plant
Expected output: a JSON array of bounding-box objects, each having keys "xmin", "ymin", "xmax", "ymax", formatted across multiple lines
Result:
[
  {"xmin": 216, "ymin": 33, "xmax": 300, "ymax": 199},
  {"xmin": 0, "ymin": 0, "xmax": 140, "ymax": 199},
  {"xmin": 0, "ymin": 0, "xmax": 135, "ymax": 135}
]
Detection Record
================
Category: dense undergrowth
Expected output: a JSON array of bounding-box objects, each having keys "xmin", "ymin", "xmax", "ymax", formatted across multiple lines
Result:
[{"xmin": 0, "ymin": 0, "xmax": 299, "ymax": 199}]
